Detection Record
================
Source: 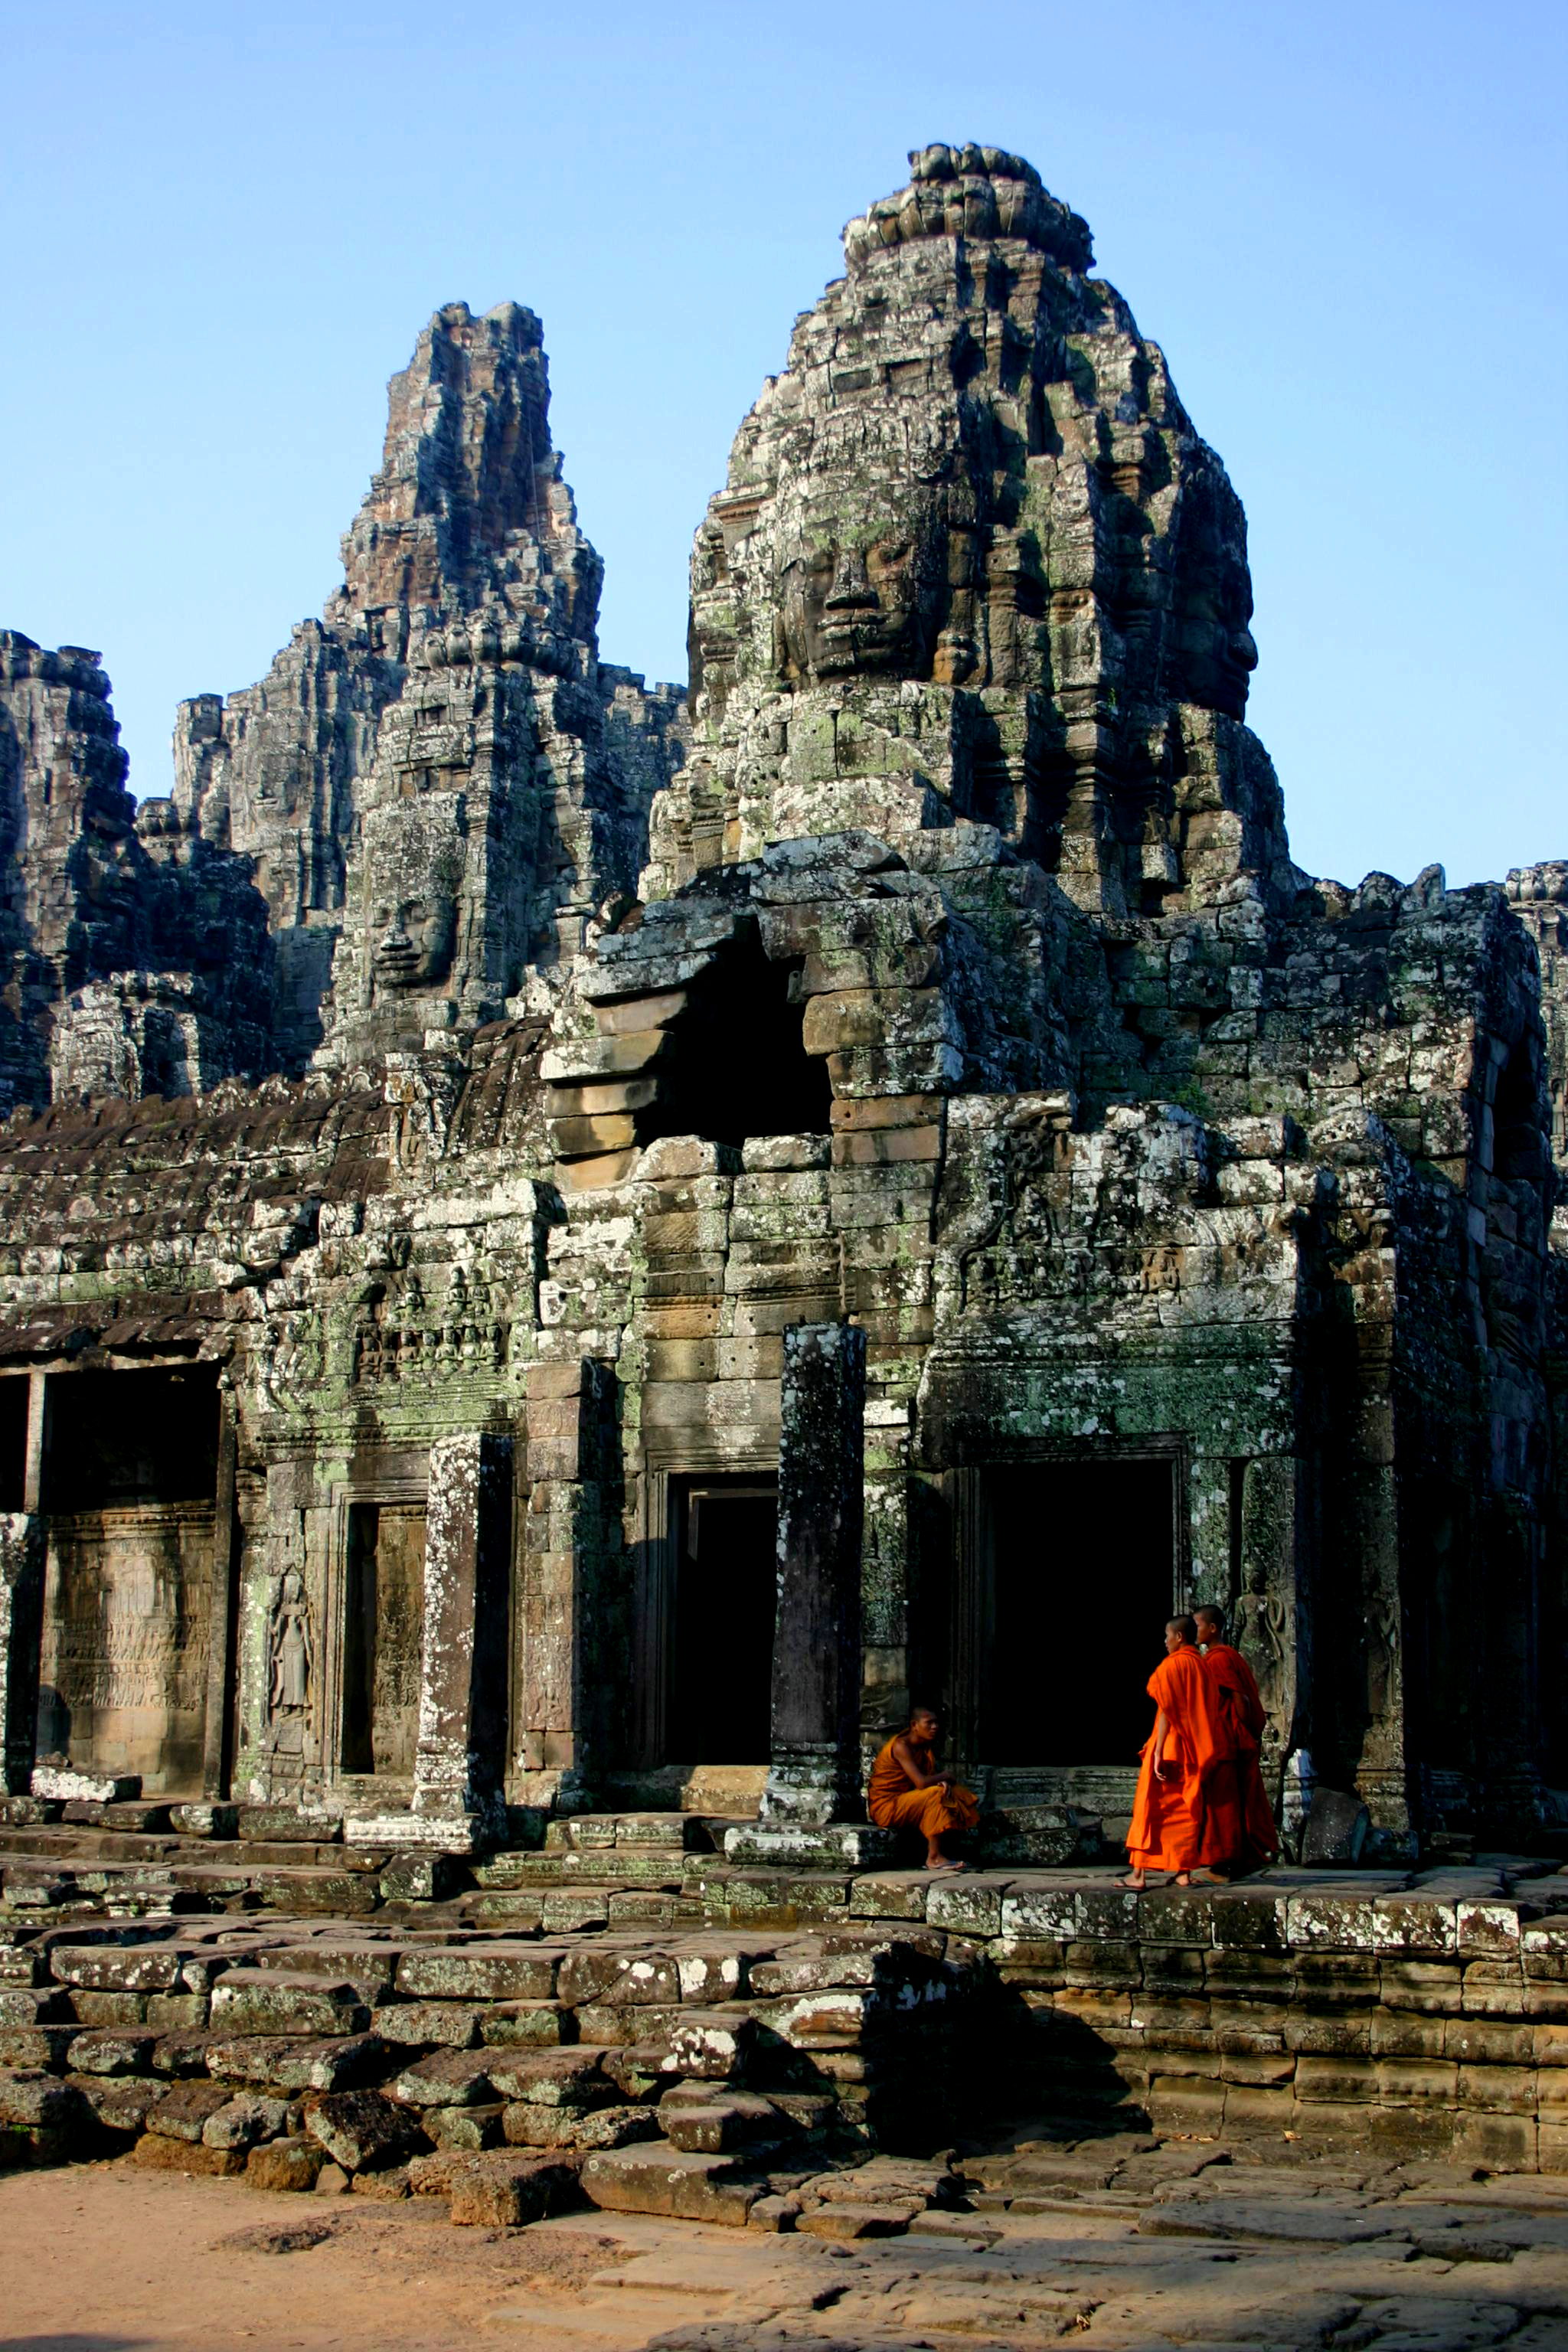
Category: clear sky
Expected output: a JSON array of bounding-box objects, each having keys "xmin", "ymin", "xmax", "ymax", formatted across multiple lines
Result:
[{"xmin": 3, "ymin": 1, "xmax": 1563, "ymax": 890}]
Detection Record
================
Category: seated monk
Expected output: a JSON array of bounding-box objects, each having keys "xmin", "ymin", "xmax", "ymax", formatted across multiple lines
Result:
[
  {"xmin": 867, "ymin": 1706, "xmax": 980, "ymax": 1873},
  {"xmin": 1124, "ymin": 1615, "xmax": 1243, "ymax": 1888},
  {"xmin": 1196, "ymin": 1604, "xmax": 1279, "ymax": 1868}
]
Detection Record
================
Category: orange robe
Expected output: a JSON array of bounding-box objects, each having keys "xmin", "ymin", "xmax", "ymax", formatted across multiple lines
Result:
[
  {"xmin": 867, "ymin": 1736, "xmax": 980, "ymax": 1842},
  {"xmin": 1201, "ymin": 1642, "xmax": 1279, "ymax": 1860},
  {"xmin": 1126, "ymin": 1643, "xmax": 1241, "ymax": 1873}
]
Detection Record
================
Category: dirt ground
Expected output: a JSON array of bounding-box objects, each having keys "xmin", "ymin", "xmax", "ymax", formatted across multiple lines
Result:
[{"xmin": 6, "ymin": 2145, "xmax": 1568, "ymax": 2352}]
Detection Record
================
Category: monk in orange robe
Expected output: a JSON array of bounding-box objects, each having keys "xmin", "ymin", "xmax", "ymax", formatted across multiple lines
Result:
[
  {"xmin": 1124, "ymin": 1616, "xmax": 1242, "ymax": 1886},
  {"xmin": 867, "ymin": 1707, "xmax": 980, "ymax": 1873},
  {"xmin": 1196, "ymin": 1605, "xmax": 1279, "ymax": 1867}
]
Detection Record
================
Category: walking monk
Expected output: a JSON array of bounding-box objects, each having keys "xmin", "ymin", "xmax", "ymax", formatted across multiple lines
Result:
[
  {"xmin": 1124, "ymin": 1616, "xmax": 1241, "ymax": 1887},
  {"xmin": 1196, "ymin": 1604, "xmax": 1279, "ymax": 1867},
  {"xmin": 867, "ymin": 1706, "xmax": 980, "ymax": 1873}
]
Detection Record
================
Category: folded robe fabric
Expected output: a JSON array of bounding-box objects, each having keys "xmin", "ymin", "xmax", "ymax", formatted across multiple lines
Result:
[
  {"xmin": 867, "ymin": 1736, "xmax": 980, "ymax": 1840},
  {"xmin": 1201, "ymin": 1640, "xmax": 1279, "ymax": 1857},
  {"xmin": 1126, "ymin": 1643, "xmax": 1242, "ymax": 1873}
]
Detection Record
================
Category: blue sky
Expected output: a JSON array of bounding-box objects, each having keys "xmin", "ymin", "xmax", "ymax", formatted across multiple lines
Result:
[{"xmin": 3, "ymin": 2, "xmax": 1563, "ymax": 890}]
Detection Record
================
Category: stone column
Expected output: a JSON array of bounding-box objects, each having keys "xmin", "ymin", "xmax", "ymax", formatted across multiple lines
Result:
[
  {"xmin": 410, "ymin": 1430, "xmax": 513, "ymax": 1844},
  {"xmin": 729, "ymin": 1321, "xmax": 886, "ymax": 1864},
  {"xmin": 0, "ymin": 1511, "xmax": 44, "ymax": 1797}
]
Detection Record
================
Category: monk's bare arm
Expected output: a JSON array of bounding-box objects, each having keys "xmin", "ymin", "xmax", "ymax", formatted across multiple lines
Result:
[
  {"xmin": 1152, "ymin": 1708, "xmax": 1177, "ymax": 1779},
  {"xmin": 890, "ymin": 1734, "xmax": 951, "ymax": 1790}
]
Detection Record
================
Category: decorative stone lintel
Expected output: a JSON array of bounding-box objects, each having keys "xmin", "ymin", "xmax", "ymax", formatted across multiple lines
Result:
[
  {"xmin": 722, "ymin": 1821, "xmax": 897, "ymax": 1869},
  {"xmin": 343, "ymin": 1810, "xmax": 489, "ymax": 1854},
  {"xmin": 31, "ymin": 1765, "xmax": 142, "ymax": 1804}
]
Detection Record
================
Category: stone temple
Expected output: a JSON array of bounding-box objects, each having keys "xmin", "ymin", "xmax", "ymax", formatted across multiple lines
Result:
[{"xmin": 4, "ymin": 145, "xmax": 1568, "ymax": 2193}]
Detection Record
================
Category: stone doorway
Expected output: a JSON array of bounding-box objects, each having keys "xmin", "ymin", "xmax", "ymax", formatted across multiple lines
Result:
[
  {"xmin": 0, "ymin": 1375, "xmax": 27, "ymax": 1508},
  {"xmin": 339, "ymin": 1501, "xmax": 426, "ymax": 1781},
  {"xmin": 965, "ymin": 1455, "xmax": 1178, "ymax": 1772},
  {"xmin": 666, "ymin": 1476, "xmax": 778, "ymax": 1766}
]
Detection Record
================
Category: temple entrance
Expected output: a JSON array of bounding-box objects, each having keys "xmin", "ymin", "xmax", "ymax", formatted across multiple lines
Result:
[
  {"xmin": 340, "ymin": 1501, "xmax": 426, "ymax": 1779},
  {"xmin": 982, "ymin": 1456, "xmax": 1176, "ymax": 1765},
  {"xmin": 666, "ymin": 1476, "xmax": 777, "ymax": 1763},
  {"xmin": 0, "ymin": 1375, "xmax": 27, "ymax": 1508}
]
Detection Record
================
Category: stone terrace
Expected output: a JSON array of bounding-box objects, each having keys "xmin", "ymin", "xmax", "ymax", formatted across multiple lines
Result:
[{"xmin": 6, "ymin": 1811, "xmax": 1568, "ymax": 2213}]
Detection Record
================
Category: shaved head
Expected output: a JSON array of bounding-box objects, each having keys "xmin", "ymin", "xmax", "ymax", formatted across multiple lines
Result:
[
  {"xmin": 1194, "ymin": 1605, "xmax": 1225, "ymax": 1632},
  {"xmin": 1167, "ymin": 1615, "xmax": 1197, "ymax": 1644}
]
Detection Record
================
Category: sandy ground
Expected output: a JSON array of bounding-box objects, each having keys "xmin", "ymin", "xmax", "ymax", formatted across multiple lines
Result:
[{"xmin": 6, "ymin": 2148, "xmax": 1568, "ymax": 2352}]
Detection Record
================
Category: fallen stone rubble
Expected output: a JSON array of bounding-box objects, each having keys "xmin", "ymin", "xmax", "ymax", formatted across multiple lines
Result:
[{"xmin": 0, "ymin": 1894, "xmax": 987, "ymax": 2230}]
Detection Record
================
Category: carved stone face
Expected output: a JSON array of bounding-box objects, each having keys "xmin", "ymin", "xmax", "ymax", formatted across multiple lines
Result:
[
  {"xmin": 780, "ymin": 501, "xmax": 948, "ymax": 681},
  {"xmin": 361, "ymin": 794, "xmax": 466, "ymax": 998},
  {"xmin": 372, "ymin": 890, "xmax": 458, "ymax": 988}
]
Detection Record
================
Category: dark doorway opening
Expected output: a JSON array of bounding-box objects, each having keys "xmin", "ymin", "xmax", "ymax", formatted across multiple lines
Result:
[
  {"xmin": 44, "ymin": 1364, "xmax": 218, "ymax": 1509},
  {"xmin": 668, "ymin": 1476, "xmax": 778, "ymax": 1762},
  {"xmin": 341, "ymin": 1501, "xmax": 426, "ymax": 1778},
  {"xmin": 640, "ymin": 920, "xmax": 831, "ymax": 1148},
  {"xmin": 985, "ymin": 1456, "xmax": 1176, "ymax": 1763},
  {"xmin": 0, "ymin": 1377, "xmax": 28, "ymax": 1510}
]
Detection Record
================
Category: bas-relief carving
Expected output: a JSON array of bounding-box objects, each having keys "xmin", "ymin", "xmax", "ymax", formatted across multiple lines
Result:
[
  {"xmin": 38, "ymin": 1511, "xmax": 212, "ymax": 1790},
  {"xmin": 267, "ymin": 1570, "xmax": 312, "ymax": 1715}
]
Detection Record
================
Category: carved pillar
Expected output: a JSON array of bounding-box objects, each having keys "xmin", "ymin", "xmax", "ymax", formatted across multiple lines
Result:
[
  {"xmin": 0, "ymin": 1511, "xmax": 44, "ymax": 1796},
  {"xmin": 518, "ymin": 1359, "xmax": 617, "ymax": 1808},
  {"xmin": 413, "ymin": 1429, "xmax": 512, "ymax": 1838},
  {"xmin": 1235, "ymin": 1453, "xmax": 1305, "ymax": 1811},
  {"xmin": 760, "ymin": 1321, "xmax": 867, "ymax": 1827}
]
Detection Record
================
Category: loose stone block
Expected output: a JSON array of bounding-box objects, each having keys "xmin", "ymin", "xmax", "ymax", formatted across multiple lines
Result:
[
  {"xmin": 203, "ymin": 2094, "xmax": 289, "ymax": 2150},
  {"xmin": 580, "ymin": 2141, "xmax": 760, "ymax": 2226},
  {"xmin": 210, "ymin": 1973, "xmax": 371, "ymax": 2039},
  {"xmin": 246, "ymin": 2137, "xmax": 326, "ymax": 2192},
  {"xmin": 448, "ymin": 2152, "xmax": 577, "ymax": 2227},
  {"xmin": 484, "ymin": 2048, "xmax": 606, "ymax": 2107},
  {"xmin": 371, "ymin": 2001, "xmax": 483, "ymax": 2049},
  {"xmin": 304, "ymin": 2090, "xmax": 422, "ymax": 2172},
  {"xmin": 148, "ymin": 2081, "xmax": 234, "ymax": 2141},
  {"xmin": 390, "ymin": 2050, "xmax": 497, "ymax": 2108},
  {"xmin": 395, "ymin": 1947, "xmax": 560, "ymax": 2003}
]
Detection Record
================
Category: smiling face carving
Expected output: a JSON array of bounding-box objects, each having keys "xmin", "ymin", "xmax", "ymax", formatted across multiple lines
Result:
[
  {"xmin": 372, "ymin": 891, "xmax": 458, "ymax": 988},
  {"xmin": 361, "ymin": 795, "xmax": 467, "ymax": 1001},
  {"xmin": 780, "ymin": 498, "xmax": 949, "ymax": 682}
]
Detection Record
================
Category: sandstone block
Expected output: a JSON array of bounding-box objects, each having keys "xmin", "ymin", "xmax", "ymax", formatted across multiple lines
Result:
[
  {"xmin": 426, "ymin": 2102, "xmax": 505, "ymax": 2150},
  {"xmin": 204, "ymin": 2093, "xmax": 289, "ymax": 2149},
  {"xmin": 148, "ymin": 2080, "xmax": 234, "ymax": 2141},
  {"xmin": 211, "ymin": 1973, "xmax": 370, "ymax": 2039},
  {"xmin": 390, "ymin": 2050, "xmax": 497, "ymax": 2108},
  {"xmin": 485, "ymin": 2047, "xmax": 606, "ymax": 2107},
  {"xmin": 207, "ymin": 2035, "xmax": 384, "ymax": 2093},
  {"xmin": 0, "ymin": 2068, "xmax": 90, "ymax": 2132},
  {"xmin": 797, "ymin": 2201, "xmax": 916, "ymax": 2239},
  {"xmin": 371, "ymin": 2001, "xmax": 482, "ymax": 2049},
  {"xmin": 479, "ymin": 2001, "xmax": 574, "ymax": 2047},
  {"xmin": 580, "ymin": 2141, "xmax": 760, "ymax": 2226},
  {"xmin": 395, "ymin": 1946, "xmax": 560, "ymax": 2003},
  {"xmin": 67, "ymin": 2029, "xmax": 158, "ymax": 2075},
  {"xmin": 246, "ymin": 2137, "xmax": 325, "ymax": 2192},
  {"xmin": 448, "ymin": 2151, "xmax": 578, "ymax": 2227},
  {"xmin": 70, "ymin": 2073, "xmax": 166, "ymax": 2134},
  {"xmin": 304, "ymin": 2090, "xmax": 423, "ymax": 2172},
  {"xmin": 132, "ymin": 2135, "xmax": 247, "ymax": 2178}
]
